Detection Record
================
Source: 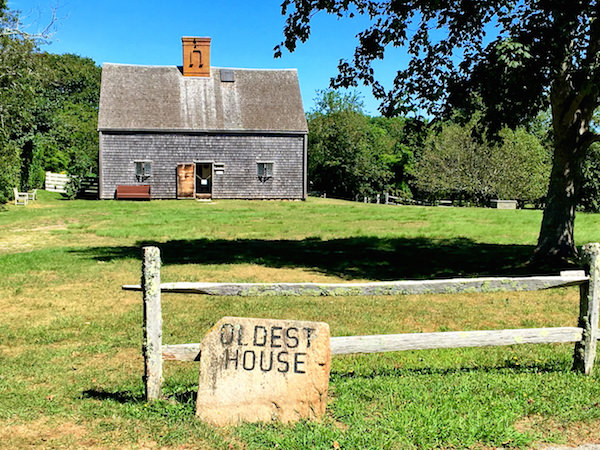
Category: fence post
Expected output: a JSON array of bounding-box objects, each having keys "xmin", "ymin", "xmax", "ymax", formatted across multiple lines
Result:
[
  {"xmin": 142, "ymin": 246, "xmax": 163, "ymax": 400},
  {"xmin": 573, "ymin": 243, "xmax": 600, "ymax": 375},
  {"xmin": 385, "ymin": 192, "xmax": 389, "ymax": 205}
]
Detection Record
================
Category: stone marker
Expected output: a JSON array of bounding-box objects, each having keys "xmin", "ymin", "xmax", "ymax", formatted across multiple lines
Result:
[{"xmin": 196, "ymin": 316, "xmax": 331, "ymax": 426}]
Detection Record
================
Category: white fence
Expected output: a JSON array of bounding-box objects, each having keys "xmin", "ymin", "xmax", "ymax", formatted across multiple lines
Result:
[
  {"xmin": 45, "ymin": 172, "xmax": 69, "ymax": 193},
  {"xmin": 123, "ymin": 244, "xmax": 600, "ymax": 402},
  {"xmin": 44, "ymin": 172, "xmax": 99, "ymax": 198}
]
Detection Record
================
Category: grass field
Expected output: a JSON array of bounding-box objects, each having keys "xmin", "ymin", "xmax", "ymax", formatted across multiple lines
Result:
[{"xmin": 3, "ymin": 191, "xmax": 600, "ymax": 448}]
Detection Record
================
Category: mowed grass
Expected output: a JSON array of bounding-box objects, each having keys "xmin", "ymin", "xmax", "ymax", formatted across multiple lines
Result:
[{"xmin": 3, "ymin": 191, "xmax": 600, "ymax": 448}]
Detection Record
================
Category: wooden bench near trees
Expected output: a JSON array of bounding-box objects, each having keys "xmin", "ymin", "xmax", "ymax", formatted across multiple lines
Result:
[{"xmin": 115, "ymin": 185, "xmax": 151, "ymax": 200}]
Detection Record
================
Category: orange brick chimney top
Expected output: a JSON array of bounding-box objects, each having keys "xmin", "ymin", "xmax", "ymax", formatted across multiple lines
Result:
[{"xmin": 182, "ymin": 37, "xmax": 211, "ymax": 77}]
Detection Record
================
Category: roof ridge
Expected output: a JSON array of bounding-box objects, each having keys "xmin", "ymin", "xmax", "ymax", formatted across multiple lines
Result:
[{"xmin": 102, "ymin": 62, "xmax": 298, "ymax": 72}]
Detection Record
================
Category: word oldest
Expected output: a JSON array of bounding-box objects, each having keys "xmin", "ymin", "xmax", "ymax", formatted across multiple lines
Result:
[
  {"xmin": 219, "ymin": 323, "xmax": 316, "ymax": 348},
  {"xmin": 219, "ymin": 323, "xmax": 316, "ymax": 374}
]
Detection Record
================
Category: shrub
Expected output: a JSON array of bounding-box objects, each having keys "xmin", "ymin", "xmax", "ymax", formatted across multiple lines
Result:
[
  {"xmin": 412, "ymin": 117, "xmax": 550, "ymax": 205},
  {"xmin": 494, "ymin": 127, "xmax": 550, "ymax": 204}
]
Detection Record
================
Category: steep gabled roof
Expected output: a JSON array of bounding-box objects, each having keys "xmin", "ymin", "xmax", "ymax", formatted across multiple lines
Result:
[{"xmin": 98, "ymin": 64, "xmax": 308, "ymax": 133}]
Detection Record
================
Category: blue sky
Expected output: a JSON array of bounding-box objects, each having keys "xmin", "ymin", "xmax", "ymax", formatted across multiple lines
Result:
[{"xmin": 9, "ymin": 0, "xmax": 407, "ymax": 115}]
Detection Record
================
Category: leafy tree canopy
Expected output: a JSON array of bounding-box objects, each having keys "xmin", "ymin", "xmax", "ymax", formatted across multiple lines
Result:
[
  {"xmin": 0, "ymin": 4, "xmax": 100, "ymax": 202},
  {"xmin": 278, "ymin": 1, "xmax": 598, "ymax": 125},
  {"xmin": 0, "ymin": 6, "xmax": 37, "ymax": 202},
  {"xmin": 307, "ymin": 89, "xmax": 423, "ymax": 199},
  {"xmin": 413, "ymin": 116, "xmax": 550, "ymax": 205}
]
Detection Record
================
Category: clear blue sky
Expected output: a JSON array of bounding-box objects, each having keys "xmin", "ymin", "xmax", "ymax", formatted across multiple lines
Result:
[{"xmin": 9, "ymin": 0, "xmax": 407, "ymax": 116}]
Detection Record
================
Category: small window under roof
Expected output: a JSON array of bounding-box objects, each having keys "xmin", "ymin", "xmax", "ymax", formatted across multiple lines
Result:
[{"xmin": 220, "ymin": 69, "xmax": 235, "ymax": 82}]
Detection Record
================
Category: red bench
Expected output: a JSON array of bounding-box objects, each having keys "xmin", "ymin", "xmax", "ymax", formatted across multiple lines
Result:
[{"xmin": 116, "ymin": 185, "xmax": 151, "ymax": 200}]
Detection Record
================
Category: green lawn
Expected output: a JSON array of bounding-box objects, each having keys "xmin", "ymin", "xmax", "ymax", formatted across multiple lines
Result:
[{"xmin": 2, "ymin": 191, "xmax": 600, "ymax": 448}]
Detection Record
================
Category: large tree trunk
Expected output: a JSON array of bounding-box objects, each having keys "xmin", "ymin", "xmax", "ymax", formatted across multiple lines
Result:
[
  {"xmin": 534, "ymin": 82, "xmax": 592, "ymax": 264},
  {"xmin": 534, "ymin": 137, "xmax": 581, "ymax": 261}
]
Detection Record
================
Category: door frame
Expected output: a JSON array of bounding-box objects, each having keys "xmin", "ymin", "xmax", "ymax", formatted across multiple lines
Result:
[{"xmin": 194, "ymin": 161, "xmax": 214, "ymax": 198}]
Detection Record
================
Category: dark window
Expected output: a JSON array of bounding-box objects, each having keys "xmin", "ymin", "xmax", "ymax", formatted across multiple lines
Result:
[
  {"xmin": 135, "ymin": 161, "xmax": 151, "ymax": 181},
  {"xmin": 257, "ymin": 162, "xmax": 273, "ymax": 181}
]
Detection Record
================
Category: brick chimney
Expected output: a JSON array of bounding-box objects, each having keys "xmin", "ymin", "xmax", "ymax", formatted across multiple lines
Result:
[{"xmin": 182, "ymin": 37, "xmax": 211, "ymax": 77}]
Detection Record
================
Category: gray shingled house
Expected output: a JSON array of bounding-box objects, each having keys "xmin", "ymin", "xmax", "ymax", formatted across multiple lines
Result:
[{"xmin": 97, "ymin": 37, "xmax": 308, "ymax": 200}]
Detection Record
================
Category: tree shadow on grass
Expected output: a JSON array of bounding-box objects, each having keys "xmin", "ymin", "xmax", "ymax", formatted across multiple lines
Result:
[
  {"xmin": 76, "ymin": 236, "xmax": 579, "ymax": 280},
  {"xmin": 332, "ymin": 360, "xmax": 571, "ymax": 380},
  {"xmin": 82, "ymin": 387, "xmax": 197, "ymax": 408},
  {"xmin": 82, "ymin": 389, "xmax": 144, "ymax": 404},
  {"xmin": 80, "ymin": 361, "xmax": 571, "ymax": 408}
]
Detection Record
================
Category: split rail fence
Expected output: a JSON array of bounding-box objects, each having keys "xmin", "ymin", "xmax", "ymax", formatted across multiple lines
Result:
[{"xmin": 123, "ymin": 244, "xmax": 600, "ymax": 401}]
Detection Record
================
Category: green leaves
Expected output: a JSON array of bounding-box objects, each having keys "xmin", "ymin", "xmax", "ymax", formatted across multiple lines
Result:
[
  {"xmin": 496, "ymin": 39, "xmax": 533, "ymax": 69},
  {"xmin": 0, "ymin": 5, "xmax": 101, "ymax": 202},
  {"xmin": 413, "ymin": 116, "xmax": 550, "ymax": 205},
  {"xmin": 307, "ymin": 89, "xmax": 422, "ymax": 199},
  {"xmin": 30, "ymin": 52, "xmax": 101, "ymax": 178},
  {"xmin": 0, "ymin": 9, "xmax": 37, "ymax": 201},
  {"xmin": 0, "ymin": 4, "xmax": 100, "ymax": 202}
]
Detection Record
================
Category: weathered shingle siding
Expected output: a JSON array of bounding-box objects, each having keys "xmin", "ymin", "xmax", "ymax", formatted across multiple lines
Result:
[{"xmin": 99, "ymin": 132, "xmax": 305, "ymax": 200}]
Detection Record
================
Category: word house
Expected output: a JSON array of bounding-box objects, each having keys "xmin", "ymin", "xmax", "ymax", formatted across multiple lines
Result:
[{"xmin": 196, "ymin": 316, "xmax": 331, "ymax": 425}]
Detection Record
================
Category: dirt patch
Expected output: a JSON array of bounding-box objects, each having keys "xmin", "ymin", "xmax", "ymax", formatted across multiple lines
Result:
[
  {"xmin": 0, "ymin": 272, "xmax": 139, "ymax": 330},
  {"xmin": 0, "ymin": 344, "xmax": 23, "ymax": 358},
  {"xmin": 77, "ymin": 348, "xmax": 142, "ymax": 373},
  {"xmin": 0, "ymin": 418, "xmax": 89, "ymax": 448},
  {"xmin": 0, "ymin": 220, "xmax": 128, "ymax": 254},
  {"xmin": 516, "ymin": 415, "xmax": 600, "ymax": 447},
  {"xmin": 11, "ymin": 223, "xmax": 70, "ymax": 233},
  {"xmin": 0, "ymin": 228, "xmax": 69, "ymax": 253}
]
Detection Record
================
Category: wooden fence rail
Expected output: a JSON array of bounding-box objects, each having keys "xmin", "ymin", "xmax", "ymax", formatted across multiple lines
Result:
[
  {"xmin": 124, "ymin": 243, "xmax": 600, "ymax": 402},
  {"xmin": 123, "ymin": 275, "xmax": 587, "ymax": 297}
]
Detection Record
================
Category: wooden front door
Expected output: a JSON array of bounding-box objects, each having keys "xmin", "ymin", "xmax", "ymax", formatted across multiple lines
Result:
[{"xmin": 177, "ymin": 163, "xmax": 195, "ymax": 198}]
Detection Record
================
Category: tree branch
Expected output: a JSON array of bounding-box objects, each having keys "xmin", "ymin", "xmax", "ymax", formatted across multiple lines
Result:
[
  {"xmin": 584, "ymin": 6, "xmax": 600, "ymax": 67},
  {"xmin": 0, "ymin": 7, "xmax": 56, "ymax": 41},
  {"xmin": 581, "ymin": 130, "xmax": 600, "ymax": 150}
]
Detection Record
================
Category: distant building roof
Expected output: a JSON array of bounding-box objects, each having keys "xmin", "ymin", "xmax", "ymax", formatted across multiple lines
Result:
[{"xmin": 98, "ymin": 64, "xmax": 308, "ymax": 133}]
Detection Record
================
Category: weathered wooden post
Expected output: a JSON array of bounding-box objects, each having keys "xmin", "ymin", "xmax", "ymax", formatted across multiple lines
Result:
[
  {"xmin": 573, "ymin": 243, "xmax": 600, "ymax": 375},
  {"xmin": 385, "ymin": 192, "xmax": 389, "ymax": 205},
  {"xmin": 142, "ymin": 246, "xmax": 163, "ymax": 400}
]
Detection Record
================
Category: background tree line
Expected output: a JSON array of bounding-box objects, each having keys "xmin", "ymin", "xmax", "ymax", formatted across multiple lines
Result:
[
  {"xmin": 308, "ymin": 89, "xmax": 600, "ymax": 212},
  {"xmin": 0, "ymin": 4, "xmax": 100, "ymax": 203}
]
